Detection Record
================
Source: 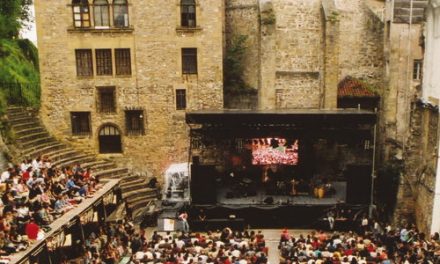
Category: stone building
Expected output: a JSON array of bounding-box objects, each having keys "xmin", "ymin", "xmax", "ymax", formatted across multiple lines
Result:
[
  {"xmin": 395, "ymin": 0, "xmax": 440, "ymax": 234},
  {"xmin": 34, "ymin": 0, "xmax": 224, "ymax": 176},
  {"xmin": 34, "ymin": 0, "xmax": 387, "ymax": 178}
]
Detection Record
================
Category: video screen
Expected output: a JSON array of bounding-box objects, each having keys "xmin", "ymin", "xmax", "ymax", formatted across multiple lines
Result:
[{"xmin": 251, "ymin": 138, "xmax": 299, "ymax": 165}]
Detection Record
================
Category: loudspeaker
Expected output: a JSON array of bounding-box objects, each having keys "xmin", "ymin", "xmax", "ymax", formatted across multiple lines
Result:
[
  {"xmin": 191, "ymin": 165, "xmax": 217, "ymax": 204},
  {"xmin": 345, "ymin": 165, "xmax": 372, "ymax": 204},
  {"xmin": 192, "ymin": 156, "xmax": 200, "ymax": 166}
]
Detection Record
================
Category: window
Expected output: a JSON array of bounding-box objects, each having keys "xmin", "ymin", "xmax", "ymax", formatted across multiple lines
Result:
[
  {"xmin": 96, "ymin": 49, "xmax": 112, "ymax": 75},
  {"xmin": 94, "ymin": 0, "xmax": 110, "ymax": 28},
  {"xmin": 181, "ymin": 0, "xmax": 196, "ymax": 27},
  {"xmin": 115, "ymin": 49, "xmax": 131, "ymax": 75},
  {"xmin": 75, "ymin": 49, "xmax": 93, "ymax": 77},
  {"xmin": 113, "ymin": 0, "xmax": 129, "ymax": 28},
  {"xmin": 99, "ymin": 124, "xmax": 122, "ymax": 153},
  {"xmin": 182, "ymin": 48, "xmax": 197, "ymax": 74},
  {"xmin": 97, "ymin": 87, "xmax": 116, "ymax": 113},
  {"xmin": 72, "ymin": 0, "xmax": 91, "ymax": 28},
  {"xmin": 71, "ymin": 112, "xmax": 91, "ymax": 135},
  {"xmin": 413, "ymin": 60, "xmax": 423, "ymax": 80},
  {"xmin": 176, "ymin": 89, "xmax": 187, "ymax": 110},
  {"xmin": 125, "ymin": 110, "xmax": 144, "ymax": 135}
]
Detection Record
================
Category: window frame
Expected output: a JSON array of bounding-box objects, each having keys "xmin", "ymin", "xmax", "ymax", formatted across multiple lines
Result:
[
  {"xmin": 413, "ymin": 59, "xmax": 423, "ymax": 80},
  {"xmin": 71, "ymin": 112, "xmax": 91, "ymax": 136},
  {"xmin": 113, "ymin": 0, "xmax": 130, "ymax": 28},
  {"xmin": 97, "ymin": 87, "xmax": 116, "ymax": 113},
  {"xmin": 176, "ymin": 89, "xmax": 187, "ymax": 110},
  {"xmin": 115, "ymin": 48, "xmax": 132, "ymax": 76},
  {"xmin": 93, "ymin": 0, "xmax": 110, "ymax": 28},
  {"xmin": 72, "ymin": 0, "xmax": 91, "ymax": 28},
  {"xmin": 182, "ymin": 48, "xmax": 198, "ymax": 75},
  {"xmin": 181, "ymin": 0, "xmax": 196, "ymax": 28},
  {"xmin": 95, "ymin": 49, "xmax": 113, "ymax": 76},
  {"xmin": 75, "ymin": 49, "xmax": 94, "ymax": 77},
  {"xmin": 125, "ymin": 110, "xmax": 145, "ymax": 136}
]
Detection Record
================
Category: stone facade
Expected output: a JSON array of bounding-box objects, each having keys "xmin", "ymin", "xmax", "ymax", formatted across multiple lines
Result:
[
  {"xmin": 35, "ymin": 0, "xmax": 387, "ymax": 207},
  {"xmin": 224, "ymin": 0, "xmax": 385, "ymax": 110},
  {"xmin": 35, "ymin": 0, "xmax": 224, "ymax": 177}
]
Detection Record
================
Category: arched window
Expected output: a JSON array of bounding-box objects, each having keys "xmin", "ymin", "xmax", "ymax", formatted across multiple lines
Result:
[
  {"xmin": 181, "ymin": 0, "xmax": 196, "ymax": 27},
  {"xmin": 113, "ymin": 0, "xmax": 129, "ymax": 28},
  {"xmin": 98, "ymin": 124, "xmax": 122, "ymax": 153},
  {"xmin": 72, "ymin": 0, "xmax": 90, "ymax": 28},
  {"xmin": 94, "ymin": 0, "xmax": 110, "ymax": 28}
]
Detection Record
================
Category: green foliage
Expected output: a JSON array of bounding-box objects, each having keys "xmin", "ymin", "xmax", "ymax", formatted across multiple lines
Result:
[
  {"xmin": 0, "ymin": 39, "xmax": 40, "ymax": 108},
  {"xmin": 224, "ymin": 35, "xmax": 255, "ymax": 94},
  {"xmin": 0, "ymin": 0, "xmax": 32, "ymax": 39},
  {"xmin": 328, "ymin": 11, "xmax": 340, "ymax": 23}
]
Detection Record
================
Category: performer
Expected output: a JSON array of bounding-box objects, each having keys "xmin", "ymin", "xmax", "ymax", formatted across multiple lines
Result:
[
  {"xmin": 290, "ymin": 177, "xmax": 297, "ymax": 196},
  {"xmin": 179, "ymin": 211, "xmax": 189, "ymax": 233}
]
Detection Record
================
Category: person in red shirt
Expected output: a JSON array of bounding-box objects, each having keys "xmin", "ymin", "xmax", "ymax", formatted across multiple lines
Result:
[
  {"xmin": 25, "ymin": 218, "xmax": 39, "ymax": 240},
  {"xmin": 22, "ymin": 167, "xmax": 32, "ymax": 183}
]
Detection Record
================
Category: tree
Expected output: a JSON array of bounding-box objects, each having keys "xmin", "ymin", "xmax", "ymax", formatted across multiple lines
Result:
[
  {"xmin": 0, "ymin": 0, "xmax": 33, "ymax": 39},
  {"xmin": 224, "ymin": 35, "xmax": 254, "ymax": 94}
]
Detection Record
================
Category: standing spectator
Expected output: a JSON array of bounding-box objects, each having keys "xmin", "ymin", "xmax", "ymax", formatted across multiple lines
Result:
[{"xmin": 179, "ymin": 211, "xmax": 190, "ymax": 233}]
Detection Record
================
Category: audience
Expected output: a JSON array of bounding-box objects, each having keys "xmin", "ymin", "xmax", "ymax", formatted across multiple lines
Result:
[
  {"xmin": 0, "ymin": 155, "xmax": 100, "ymax": 257},
  {"xmin": 80, "ymin": 221, "xmax": 269, "ymax": 264},
  {"xmin": 279, "ymin": 225, "xmax": 440, "ymax": 263}
]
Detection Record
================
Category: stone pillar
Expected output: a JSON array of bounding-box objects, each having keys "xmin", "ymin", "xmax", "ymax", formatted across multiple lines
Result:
[
  {"xmin": 258, "ymin": 0, "xmax": 277, "ymax": 109},
  {"xmin": 322, "ymin": 0, "xmax": 339, "ymax": 109}
]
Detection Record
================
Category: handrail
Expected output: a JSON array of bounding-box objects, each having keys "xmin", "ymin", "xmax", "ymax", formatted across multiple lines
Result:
[{"xmin": 8, "ymin": 179, "xmax": 120, "ymax": 264}]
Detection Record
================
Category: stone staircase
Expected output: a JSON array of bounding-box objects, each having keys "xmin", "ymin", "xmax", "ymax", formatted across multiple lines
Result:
[
  {"xmin": 6, "ymin": 106, "xmax": 158, "ymax": 220},
  {"xmin": 393, "ymin": 0, "xmax": 428, "ymax": 24}
]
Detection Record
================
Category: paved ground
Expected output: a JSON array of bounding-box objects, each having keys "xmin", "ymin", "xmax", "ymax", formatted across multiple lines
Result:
[{"xmin": 144, "ymin": 227, "xmax": 313, "ymax": 264}]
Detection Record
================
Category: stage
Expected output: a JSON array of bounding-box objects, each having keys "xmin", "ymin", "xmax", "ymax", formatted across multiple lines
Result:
[{"xmin": 216, "ymin": 182, "xmax": 347, "ymax": 207}]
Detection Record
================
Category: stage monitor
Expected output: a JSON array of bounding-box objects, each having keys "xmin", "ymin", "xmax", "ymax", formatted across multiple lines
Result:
[{"xmin": 251, "ymin": 138, "xmax": 299, "ymax": 165}]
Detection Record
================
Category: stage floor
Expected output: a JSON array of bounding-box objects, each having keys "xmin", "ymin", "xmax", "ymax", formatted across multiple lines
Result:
[{"xmin": 216, "ymin": 182, "xmax": 346, "ymax": 206}]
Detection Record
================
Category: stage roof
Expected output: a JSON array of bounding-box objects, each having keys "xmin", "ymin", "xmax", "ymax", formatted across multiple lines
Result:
[{"xmin": 186, "ymin": 109, "xmax": 377, "ymax": 126}]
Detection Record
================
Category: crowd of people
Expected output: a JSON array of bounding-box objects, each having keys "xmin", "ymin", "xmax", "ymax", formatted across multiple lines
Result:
[
  {"xmin": 79, "ymin": 221, "xmax": 269, "ymax": 264},
  {"xmin": 279, "ymin": 224, "xmax": 440, "ymax": 263},
  {"xmin": 0, "ymin": 155, "xmax": 99, "ymax": 258}
]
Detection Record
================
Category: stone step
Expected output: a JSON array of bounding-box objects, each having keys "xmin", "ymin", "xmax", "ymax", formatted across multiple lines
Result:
[
  {"xmin": 95, "ymin": 168, "xmax": 129, "ymax": 179},
  {"xmin": 81, "ymin": 160, "xmax": 116, "ymax": 171},
  {"xmin": 124, "ymin": 188, "xmax": 157, "ymax": 202},
  {"xmin": 44, "ymin": 148, "xmax": 79, "ymax": 161},
  {"xmin": 23, "ymin": 142, "xmax": 67, "ymax": 159},
  {"xmin": 121, "ymin": 178, "xmax": 147, "ymax": 193},
  {"xmin": 8, "ymin": 116, "xmax": 37, "ymax": 125},
  {"xmin": 51, "ymin": 152, "xmax": 89, "ymax": 166},
  {"xmin": 12, "ymin": 121, "xmax": 41, "ymax": 131},
  {"xmin": 129, "ymin": 197, "xmax": 158, "ymax": 214},
  {"xmin": 15, "ymin": 127, "xmax": 45, "ymax": 137},
  {"xmin": 7, "ymin": 107, "xmax": 25, "ymax": 114},
  {"xmin": 21, "ymin": 136, "xmax": 56, "ymax": 149},
  {"xmin": 120, "ymin": 174, "xmax": 144, "ymax": 183},
  {"xmin": 17, "ymin": 131, "xmax": 50, "ymax": 143},
  {"xmin": 7, "ymin": 111, "xmax": 32, "ymax": 120},
  {"xmin": 54, "ymin": 154, "xmax": 96, "ymax": 168},
  {"xmin": 132, "ymin": 199, "xmax": 158, "ymax": 221}
]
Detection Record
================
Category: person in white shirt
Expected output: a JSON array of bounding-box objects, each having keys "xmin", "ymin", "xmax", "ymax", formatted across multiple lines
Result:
[{"xmin": 0, "ymin": 168, "xmax": 11, "ymax": 183}]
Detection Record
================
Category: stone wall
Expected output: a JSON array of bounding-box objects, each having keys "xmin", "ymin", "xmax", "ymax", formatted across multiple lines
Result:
[
  {"xmin": 225, "ymin": 0, "xmax": 260, "ymax": 90},
  {"xmin": 225, "ymin": 0, "xmax": 385, "ymax": 110},
  {"xmin": 271, "ymin": 0, "xmax": 324, "ymax": 109},
  {"xmin": 395, "ymin": 105, "xmax": 438, "ymax": 233},
  {"xmin": 35, "ymin": 0, "xmax": 224, "ymax": 177},
  {"xmin": 338, "ymin": 0, "xmax": 385, "ymax": 89}
]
